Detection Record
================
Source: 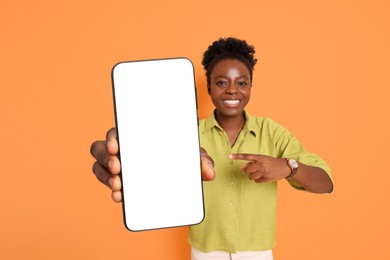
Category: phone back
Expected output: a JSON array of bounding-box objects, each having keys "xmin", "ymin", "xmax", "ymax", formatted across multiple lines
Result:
[{"xmin": 111, "ymin": 58, "xmax": 204, "ymax": 231}]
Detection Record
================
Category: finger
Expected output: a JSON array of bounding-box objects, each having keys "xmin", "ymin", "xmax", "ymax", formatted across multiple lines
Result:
[
  {"xmin": 90, "ymin": 140, "xmax": 121, "ymax": 175},
  {"xmin": 201, "ymin": 156, "xmax": 215, "ymax": 181},
  {"xmin": 240, "ymin": 162, "xmax": 257, "ymax": 174},
  {"xmin": 229, "ymin": 153, "xmax": 259, "ymax": 162},
  {"xmin": 111, "ymin": 191, "xmax": 123, "ymax": 203},
  {"xmin": 92, "ymin": 161, "xmax": 111, "ymax": 188},
  {"xmin": 106, "ymin": 127, "xmax": 117, "ymax": 140},
  {"xmin": 200, "ymin": 148, "xmax": 215, "ymax": 181},
  {"xmin": 255, "ymin": 177, "xmax": 268, "ymax": 183},
  {"xmin": 110, "ymin": 174, "xmax": 122, "ymax": 191},
  {"xmin": 106, "ymin": 128, "xmax": 119, "ymax": 155},
  {"xmin": 200, "ymin": 147, "xmax": 213, "ymax": 163},
  {"xmin": 248, "ymin": 171, "xmax": 263, "ymax": 181},
  {"xmin": 90, "ymin": 140, "xmax": 110, "ymax": 167},
  {"xmin": 92, "ymin": 162, "xmax": 122, "ymax": 191}
]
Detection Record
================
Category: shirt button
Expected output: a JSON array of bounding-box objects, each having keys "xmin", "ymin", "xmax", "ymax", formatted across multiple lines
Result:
[
  {"xmin": 229, "ymin": 202, "xmax": 234, "ymax": 207},
  {"xmin": 230, "ymin": 182, "xmax": 234, "ymax": 186}
]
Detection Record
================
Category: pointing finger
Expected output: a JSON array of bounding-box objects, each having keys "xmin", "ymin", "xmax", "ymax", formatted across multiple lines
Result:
[{"xmin": 229, "ymin": 153, "xmax": 259, "ymax": 162}]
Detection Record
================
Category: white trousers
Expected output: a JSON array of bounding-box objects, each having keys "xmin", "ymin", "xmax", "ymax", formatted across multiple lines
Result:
[{"xmin": 191, "ymin": 247, "xmax": 273, "ymax": 260}]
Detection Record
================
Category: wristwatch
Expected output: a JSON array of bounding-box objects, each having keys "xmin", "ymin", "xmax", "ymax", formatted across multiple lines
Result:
[{"xmin": 286, "ymin": 158, "xmax": 299, "ymax": 179}]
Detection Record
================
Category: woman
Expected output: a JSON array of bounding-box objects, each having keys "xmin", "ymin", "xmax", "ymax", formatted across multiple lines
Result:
[{"xmin": 91, "ymin": 37, "xmax": 333, "ymax": 259}]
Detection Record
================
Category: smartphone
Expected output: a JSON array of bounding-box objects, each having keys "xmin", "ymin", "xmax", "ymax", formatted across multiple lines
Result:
[{"xmin": 111, "ymin": 58, "xmax": 204, "ymax": 231}]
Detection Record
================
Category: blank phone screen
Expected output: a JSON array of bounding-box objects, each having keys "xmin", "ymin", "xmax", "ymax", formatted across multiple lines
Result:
[{"xmin": 111, "ymin": 58, "xmax": 204, "ymax": 231}]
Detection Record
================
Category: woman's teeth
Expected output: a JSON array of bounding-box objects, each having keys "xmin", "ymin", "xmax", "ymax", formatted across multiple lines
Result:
[{"xmin": 223, "ymin": 100, "xmax": 240, "ymax": 105}]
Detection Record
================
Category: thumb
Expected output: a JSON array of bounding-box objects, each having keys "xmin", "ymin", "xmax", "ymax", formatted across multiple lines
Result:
[{"xmin": 201, "ymin": 157, "xmax": 215, "ymax": 181}]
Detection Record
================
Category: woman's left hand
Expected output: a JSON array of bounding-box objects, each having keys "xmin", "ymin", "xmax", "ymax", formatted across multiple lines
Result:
[{"xmin": 229, "ymin": 153, "xmax": 291, "ymax": 183}]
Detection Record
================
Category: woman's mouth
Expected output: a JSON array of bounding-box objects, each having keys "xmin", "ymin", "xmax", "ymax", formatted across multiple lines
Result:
[{"xmin": 223, "ymin": 99, "xmax": 240, "ymax": 107}]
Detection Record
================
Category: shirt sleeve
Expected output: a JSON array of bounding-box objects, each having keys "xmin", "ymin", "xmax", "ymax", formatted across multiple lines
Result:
[{"xmin": 270, "ymin": 119, "xmax": 333, "ymax": 190}]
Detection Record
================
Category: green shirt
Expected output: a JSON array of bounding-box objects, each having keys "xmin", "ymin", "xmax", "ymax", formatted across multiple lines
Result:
[{"xmin": 188, "ymin": 111, "xmax": 332, "ymax": 253}]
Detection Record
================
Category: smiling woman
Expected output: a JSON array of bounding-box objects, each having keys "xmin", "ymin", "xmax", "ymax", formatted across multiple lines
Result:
[
  {"xmin": 90, "ymin": 37, "xmax": 334, "ymax": 260},
  {"xmin": 188, "ymin": 38, "xmax": 333, "ymax": 259}
]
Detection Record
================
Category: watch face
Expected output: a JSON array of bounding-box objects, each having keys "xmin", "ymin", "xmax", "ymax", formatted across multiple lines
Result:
[{"xmin": 289, "ymin": 159, "xmax": 298, "ymax": 169}]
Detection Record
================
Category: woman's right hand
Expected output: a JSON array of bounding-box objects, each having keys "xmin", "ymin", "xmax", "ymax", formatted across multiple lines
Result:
[
  {"xmin": 90, "ymin": 128, "xmax": 215, "ymax": 203},
  {"xmin": 90, "ymin": 128, "xmax": 123, "ymax": 202}
]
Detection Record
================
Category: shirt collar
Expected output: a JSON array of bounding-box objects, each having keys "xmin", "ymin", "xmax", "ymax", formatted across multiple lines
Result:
[{"xmin": 204, "ymin": 110, "xmax": 257, "ymax": 137}]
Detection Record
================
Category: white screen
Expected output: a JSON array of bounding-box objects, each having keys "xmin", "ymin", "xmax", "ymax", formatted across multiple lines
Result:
[{"xmin": 112, "ymin": 58, "xmax": 204, "ymax": 231}]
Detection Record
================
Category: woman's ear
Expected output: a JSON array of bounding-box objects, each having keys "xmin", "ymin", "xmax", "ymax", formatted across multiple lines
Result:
[{"xmin": 207, "ymin": 85, "xmax": 211, "ymax": 95}]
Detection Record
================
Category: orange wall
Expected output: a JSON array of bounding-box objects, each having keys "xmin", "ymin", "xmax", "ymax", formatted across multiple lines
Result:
[{"xmin": 1, "ymin": 0, "xmax": 389, "ymax": 259}]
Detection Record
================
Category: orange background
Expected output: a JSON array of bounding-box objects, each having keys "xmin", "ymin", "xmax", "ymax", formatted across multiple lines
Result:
[{"xmin": 1, "ymin": 0, "xmax": 389, "ymax": 259}]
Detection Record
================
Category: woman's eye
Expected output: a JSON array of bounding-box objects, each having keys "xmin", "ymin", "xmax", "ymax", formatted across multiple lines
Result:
[
  {"xmin": 216, "ymin": 81, "xmax": 228, "ymax": 86},
  {"xmin": 237, "ymin": 81, "xmax": 248, "ymax": 86}
]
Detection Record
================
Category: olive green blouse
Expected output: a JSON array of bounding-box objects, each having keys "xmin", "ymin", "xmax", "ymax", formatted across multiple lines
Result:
[{"xmin": 188, "ymin": 111, "xmax": 332, "ymax": 253}]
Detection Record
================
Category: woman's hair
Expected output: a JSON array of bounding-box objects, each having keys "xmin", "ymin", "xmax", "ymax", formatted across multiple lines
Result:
[{"xmin": 202, "ymin": 37, "xmax": 257, "ymax": 85}]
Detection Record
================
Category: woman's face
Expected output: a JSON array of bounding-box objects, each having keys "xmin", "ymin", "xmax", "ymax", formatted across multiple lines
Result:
[{"xmin": 208, "ymin": 58, "xmax": 252, "ymax": 118}]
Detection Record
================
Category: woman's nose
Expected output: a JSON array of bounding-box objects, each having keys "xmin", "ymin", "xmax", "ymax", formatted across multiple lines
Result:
[{"xmin": 225, "ymin": 83, "xmax": 238, "ymax": 94}]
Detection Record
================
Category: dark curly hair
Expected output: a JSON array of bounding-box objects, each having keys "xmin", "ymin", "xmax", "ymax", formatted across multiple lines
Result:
[{"xmin": 202, "ymin": 37, "xmax": 257, "ymax": 86}]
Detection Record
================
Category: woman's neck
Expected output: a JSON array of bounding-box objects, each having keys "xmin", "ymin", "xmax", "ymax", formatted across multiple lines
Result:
[{"xmin": 215, "ymin": 110, "xmax": 246, "ymax": 133}]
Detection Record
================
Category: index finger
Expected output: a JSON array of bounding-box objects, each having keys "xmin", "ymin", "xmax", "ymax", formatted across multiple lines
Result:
[{"xmin": 229, "ymin": 153, "xmax": 259, "ymax": 162}]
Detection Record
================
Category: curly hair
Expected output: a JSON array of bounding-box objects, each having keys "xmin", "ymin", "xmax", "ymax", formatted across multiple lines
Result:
[{"xmin": 202, "ymin": 37, "xmax": 257, "ymax": 85}]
